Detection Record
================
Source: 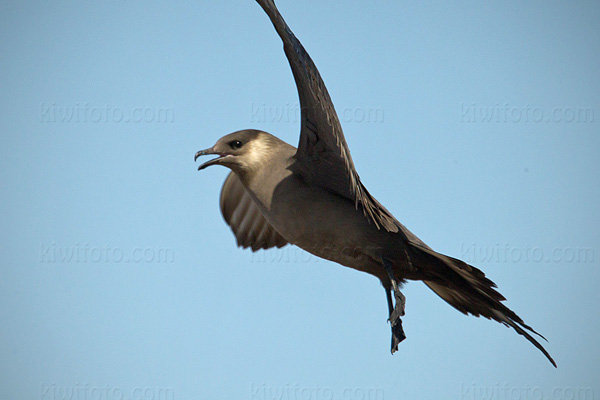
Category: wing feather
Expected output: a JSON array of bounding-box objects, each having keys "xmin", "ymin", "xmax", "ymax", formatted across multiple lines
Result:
[
  {"xmin": 255, "ymin": 0, "xmax": 401, "ymax": 232},
  {"xmin": 220, "ymin": 171, "xmax": 289, "ymax": 251}
]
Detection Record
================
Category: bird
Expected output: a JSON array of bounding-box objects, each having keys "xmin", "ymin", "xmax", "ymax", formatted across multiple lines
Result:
[{"xmin": 195, "ymin": 0, "xmax": 556, "ymax": 367}]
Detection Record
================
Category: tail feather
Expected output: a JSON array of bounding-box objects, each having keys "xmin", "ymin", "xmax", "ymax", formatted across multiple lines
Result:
[
  {"xmin": 491, "ymin": 310, "xmax": 556, "ymax": 367},
  {"xmin": 407, "ymin": 243, "xmax": 556, "ymax": 367}
]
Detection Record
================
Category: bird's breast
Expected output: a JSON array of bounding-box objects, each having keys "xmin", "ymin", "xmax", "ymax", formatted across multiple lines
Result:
[{"xmin": 247, "ymin": 171, "xmax": 389, "ymax": 276}]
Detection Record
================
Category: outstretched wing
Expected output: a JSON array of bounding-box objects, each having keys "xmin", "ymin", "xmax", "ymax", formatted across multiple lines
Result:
[
  {"xmin": 220, "ymin": 172, "xmax": 289, "ymax": 252},
  {"xmin": 255, "ymin": 0, "xmax": 401, "ymax": 232}
]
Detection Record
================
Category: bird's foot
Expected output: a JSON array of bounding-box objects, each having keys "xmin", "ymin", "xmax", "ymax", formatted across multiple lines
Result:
[
  {"xmin": 382, "ymin": 256, "xmax": 407, "ymax": 354},
  {"xmin": 389, "ymin": 314, "xmax": 406, "ymax": 354},
  {"xmin": 390, "ymin": 289, "xmax": 406, "ymax": 319}
]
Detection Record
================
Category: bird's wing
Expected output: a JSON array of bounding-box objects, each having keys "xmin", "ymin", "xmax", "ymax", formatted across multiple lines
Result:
[
  {"xmin": 220, "ymin": 171, "xmax": 289, "ymax": 251},
  {"xmin": 255, "ymin": 0, "xmax": 401, "ymax": 233}
]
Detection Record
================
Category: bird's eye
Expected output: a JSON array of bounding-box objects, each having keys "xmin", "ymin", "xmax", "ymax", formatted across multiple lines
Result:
[{"xmin": 229, "ymin": 140, "xmax": 243, "ymax": 149}]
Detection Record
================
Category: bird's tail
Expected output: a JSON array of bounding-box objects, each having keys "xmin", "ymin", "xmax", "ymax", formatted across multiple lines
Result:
[{"xmin": 405, "ymin": 242, "xmax": 557, "ymax": 367}]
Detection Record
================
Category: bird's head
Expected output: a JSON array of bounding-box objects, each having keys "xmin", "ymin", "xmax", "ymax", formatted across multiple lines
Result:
[{"xmin": 195, "ymin": 129, "xmax": 278, "ymax": 175}]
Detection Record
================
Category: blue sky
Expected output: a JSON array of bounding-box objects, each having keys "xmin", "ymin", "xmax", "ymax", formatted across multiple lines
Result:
[{"xmin": 1, "ymin": 0, "xmax": 599, "ymax": 399}]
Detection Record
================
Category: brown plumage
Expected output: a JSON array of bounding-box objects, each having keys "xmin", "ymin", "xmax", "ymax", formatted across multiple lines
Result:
[
  {"xmin": 194, "ymin": 0, "xmax": 556, "ymax": 367},
  {"xmin": 220, "ymin": 172, "xmax": 288, "ymax": 251}
]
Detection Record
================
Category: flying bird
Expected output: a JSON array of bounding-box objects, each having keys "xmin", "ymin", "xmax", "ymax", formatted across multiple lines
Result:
[{"xmin": 195, "ymin": 0, "xmax": 556, "ymax": 367}]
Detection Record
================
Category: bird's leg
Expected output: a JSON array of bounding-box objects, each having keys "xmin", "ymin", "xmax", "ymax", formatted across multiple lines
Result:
[{"xmin": 383, "ymin": 257, "xmax": 406, "ymax": 354}]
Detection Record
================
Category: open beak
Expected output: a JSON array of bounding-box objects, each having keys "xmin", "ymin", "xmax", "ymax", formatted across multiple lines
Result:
[{"xmin": 194, "ymin": 147, "xmax": 231, "ymax": 170}]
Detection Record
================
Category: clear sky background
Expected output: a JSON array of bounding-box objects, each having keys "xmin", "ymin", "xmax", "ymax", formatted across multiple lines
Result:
[{"xmin": 1, "ymin": 1, "xmax": 599, "ymax": 399}]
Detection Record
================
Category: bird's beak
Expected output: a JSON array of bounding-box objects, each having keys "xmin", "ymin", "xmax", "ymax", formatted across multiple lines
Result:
[{"xmin": 194, "ymin": 147, "xmax": 230, "ymax": 170}]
